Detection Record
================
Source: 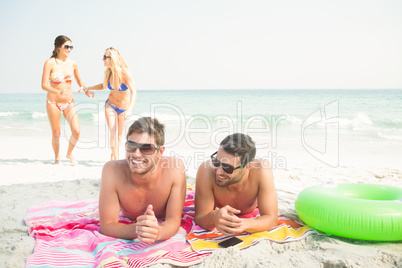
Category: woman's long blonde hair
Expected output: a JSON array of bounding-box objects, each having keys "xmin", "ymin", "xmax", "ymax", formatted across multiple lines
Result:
[{"xmin": 103, "ymin": 47, "xmax": 128, "ymax": 90}]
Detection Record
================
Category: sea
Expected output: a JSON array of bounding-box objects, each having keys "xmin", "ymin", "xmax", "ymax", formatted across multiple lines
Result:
[{"xmin": 1, "ymin": 89, "xmax": 401, "ymax": 176}]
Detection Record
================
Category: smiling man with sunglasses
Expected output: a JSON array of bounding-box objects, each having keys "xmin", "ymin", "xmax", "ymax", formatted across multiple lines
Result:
[
  {"xmin": 99, "ymin": 117, "xmax": 186, "ymax": 243},
  {"xmin": 194, "ymin": 133, "xmax": 278, "ymax": 235}
]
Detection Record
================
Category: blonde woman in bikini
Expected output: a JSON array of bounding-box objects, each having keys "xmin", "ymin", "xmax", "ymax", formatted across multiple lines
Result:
[
  {"xmin": 41, "ymin": 35, "xmax": 85, "ymax": 164},
  {"xmin": 83, "ymin": 47, "xmax": 137, "ymax": 160}
]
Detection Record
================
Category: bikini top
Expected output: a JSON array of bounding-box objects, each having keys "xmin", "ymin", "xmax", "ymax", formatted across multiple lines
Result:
[
  {"xmin": 108, "ymin": 75, "xmax": 128, "ymax": 91},
  {"xmin": 50, "ymin": 73, "xmax": 74, "ymax": 84}
]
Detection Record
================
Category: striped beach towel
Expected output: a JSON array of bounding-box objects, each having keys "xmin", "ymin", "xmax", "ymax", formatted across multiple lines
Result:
[
  {"xmin": 25, "ymin": 187, "xmax": 315, "ymax": 267},
  {"xmin": 186, "ymin": 214, "xmax": 316, "ymax": 254},
  {"xmin": 24, "ymin": 189, "xmax": 208, "ymax": 268}
]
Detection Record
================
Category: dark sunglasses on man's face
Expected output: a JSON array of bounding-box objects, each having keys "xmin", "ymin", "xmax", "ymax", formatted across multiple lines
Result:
[
  {"xmin": 125, "ymin": 140, "xmax": 160, "ymax": 155},
  {"xmin": 210, "ymin": 151, "xmax": 247, "ymax": 174},
  {"xmin": 103, "ymin": 55, "xmax": 111, "ymax": 60},
  {"xmin": 64, "ymin": 45, "xmax": 73, "ymax": 50}
]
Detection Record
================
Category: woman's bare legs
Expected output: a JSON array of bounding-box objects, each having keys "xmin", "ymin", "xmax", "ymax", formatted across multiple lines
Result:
[
  {"xmin": 46, "ymin": 102, "xmax": 62, "ymax": 164},
  {"xmin": 105, "ymin": 104, "xmax": 118, "ymax": 160},
  {"xmin": 64, "ymin": 102, "xmax": 80, "ymax": 164},
  {"xmin": 116, "ymin": 112, "xmax": 127, "ymax": 156}
]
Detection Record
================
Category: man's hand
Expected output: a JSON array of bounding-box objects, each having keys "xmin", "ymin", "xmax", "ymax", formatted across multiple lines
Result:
[
  {"xmin": 212, "ymin": 206, "xmax": 244, "ymax": 235},
  {"xmin": 136, "ymin": 205, "xmax": 160, "ymax": 243}
]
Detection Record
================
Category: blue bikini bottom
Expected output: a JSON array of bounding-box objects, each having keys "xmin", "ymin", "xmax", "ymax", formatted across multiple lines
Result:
[{"xmin": 105, "ymin": 100, "xmax": 127, "ymax": 115}]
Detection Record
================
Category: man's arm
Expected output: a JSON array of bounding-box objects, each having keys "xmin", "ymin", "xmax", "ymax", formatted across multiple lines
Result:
[
  {"xmin": 194, "ymin": 162, "xmax": 242, "ymax": 234},
  {"xmin": 194, "ymin": 161, "xmax": 217, "ymax": 230},
  {"xmin": 241, "ymin": 160, "xmax": 278, "ymax": 233},
  {"xmin": 156, "ymin": 158, "xmax": 186, "ymax": 240},
  {"xmin": 135, "ymin": 158, "xmax": 186, "ymax": 243},
  {"xmin": 99, "ymin": 161, "xmax": 139, "ymax": 239}
]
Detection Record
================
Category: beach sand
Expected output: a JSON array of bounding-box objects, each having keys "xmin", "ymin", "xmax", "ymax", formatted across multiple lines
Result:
[{"xmin": 1, "ymin": 148, "xmax": 401, "ymax": 268}]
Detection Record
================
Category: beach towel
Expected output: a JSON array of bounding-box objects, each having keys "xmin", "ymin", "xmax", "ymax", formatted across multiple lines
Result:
[
  {"xmin": 24, "ymin": 189, "xmax": 208, "ymax": 268},
  {"xmin": 186, "ymin": 213, "xmax": 317, "ymax": 254},
  {"xmin": 25, "ymin": 187, "xmax": 315, "ymax": 267}
]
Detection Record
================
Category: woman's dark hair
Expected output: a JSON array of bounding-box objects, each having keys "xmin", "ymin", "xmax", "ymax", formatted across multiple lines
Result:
[{"xmin": 51, "ymin": 35, "xmax": 71, "ymax": 58}]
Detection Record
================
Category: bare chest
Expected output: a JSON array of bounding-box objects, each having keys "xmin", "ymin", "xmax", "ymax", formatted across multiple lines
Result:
[
  {"xmin": 214, "ymin": 187, "xmax": 258, "ymax": 214},
  {"xmin": 118, "ymin": 185, "xmax": 170, "ymax": 220}
]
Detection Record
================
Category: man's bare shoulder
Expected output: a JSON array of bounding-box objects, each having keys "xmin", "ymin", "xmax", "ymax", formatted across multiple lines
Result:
[
  {"xmin": 251, "ymin": 158, "xmax": 272, "ymax": 170},
  {"xmin": 103, "ymin": 159, "xmax": 127, "ymax": 169},
  {"xmin": 102, "ymin": 160, "xmax": 128, "ymax": 180},
  {"xmin": 159, "ymin": 157, "xmax": 186, "ymax": 182},
  {"xmin": 160, "ymin": 156, "xmax": 185, "ymax": 172},
  {"xmin": 196, "ymin": 160, "xmax": 214, "ymax": 184},
  {"xmin": 249, "ymin": 158, "xmax": 274, "ymax": 184}
]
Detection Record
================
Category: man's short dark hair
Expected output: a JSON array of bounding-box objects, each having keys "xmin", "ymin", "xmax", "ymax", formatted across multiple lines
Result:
[
  {"xmin": 220, "ymin": 133, "xmax": 256, "ymax": 165},
  {"xmin": 126, "ymin": 117, "xmax": 165, "ymax": 146}
]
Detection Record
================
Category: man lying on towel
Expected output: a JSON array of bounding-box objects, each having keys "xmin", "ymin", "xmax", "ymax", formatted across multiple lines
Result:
[
  {"xmin": 99, "ymin": 117, "xmax": 186, "ymax": 243},
  {"xmin": 195, "ymin": 133, "xmax": 278, "ymax": 235}
]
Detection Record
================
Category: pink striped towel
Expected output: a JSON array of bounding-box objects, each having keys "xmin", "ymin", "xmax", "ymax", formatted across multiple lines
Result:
[{"xmin": 24, "ymin": 189, "xmax": 208, "ymax": 268}]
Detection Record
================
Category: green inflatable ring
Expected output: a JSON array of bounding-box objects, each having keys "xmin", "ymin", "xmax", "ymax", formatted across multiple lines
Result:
[{"xmin": 295, "ymin": 183, "xmax": 402, "ymax": 241}]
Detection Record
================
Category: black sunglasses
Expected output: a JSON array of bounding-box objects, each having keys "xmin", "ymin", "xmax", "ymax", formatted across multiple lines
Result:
[
  {"xmin": 64, "ymin": 45, "xmax": 74, "ymax": 50},
  {"xmin": 125, "ymin": 140, "xmax": 160, "ymax": 155},
  {"xmin": 103, "ymin": 55, "xmax": 111, "ymax": 60},
  {"xmin": 210, "ymin": 151, "xmax": 248, "ymax": 174}
]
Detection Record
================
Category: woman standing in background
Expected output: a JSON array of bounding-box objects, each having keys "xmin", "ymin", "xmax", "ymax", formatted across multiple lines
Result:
[
  {"xmin": 41, "ymin": 35, "xmax": 85, "ymax": 164},
  {"xmin": 83, "ymin": 47, "xmax": 137, "ymax": 160}
]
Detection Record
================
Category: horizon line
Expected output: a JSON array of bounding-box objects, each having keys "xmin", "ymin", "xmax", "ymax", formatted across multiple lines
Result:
[{"xmin": 1, "ymin": 88, "xmax": 401, "ymax": 94}]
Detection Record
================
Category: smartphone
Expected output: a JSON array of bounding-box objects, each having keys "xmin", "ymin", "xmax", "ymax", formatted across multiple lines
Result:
[{"xmin": 217, "ymin": 237, "xmax": 243, "ymax": 248}]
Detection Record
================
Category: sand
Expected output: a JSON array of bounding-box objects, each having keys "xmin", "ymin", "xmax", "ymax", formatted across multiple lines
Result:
[{"xmin": 1, "ymin": 154, "xmax": 401, "ymax": 267}]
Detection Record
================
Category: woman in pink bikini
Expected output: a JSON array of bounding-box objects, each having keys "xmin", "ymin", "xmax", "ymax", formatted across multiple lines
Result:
[
  {"xmin": 41, "ymin": 35, "xmax": 85, "ymax": 164},
  {"xmin": 83, "ymin": 47, "xmax": 137, "ymax": 160}
]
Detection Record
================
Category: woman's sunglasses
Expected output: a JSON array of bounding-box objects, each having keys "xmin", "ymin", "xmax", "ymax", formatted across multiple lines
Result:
[
  {"xmin": 103, "ymin": 55, "xmax": 111, "ymax": 60},
  {"xmin": 210, "ymin": 151, "xmax": 247, "ymax": 174},
  {"xmin": 64, "ymin": 45, "xmax": 74, "ymax": 50},
  {"xmin": 125, "ymin": 140, "xmax": 160, "ymax": 155}
]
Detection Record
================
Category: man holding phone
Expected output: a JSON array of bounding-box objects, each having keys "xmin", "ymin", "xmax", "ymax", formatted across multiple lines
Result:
[{"xmin": 194, "ymin": 133, "xmax": 278, "ymax": 236}]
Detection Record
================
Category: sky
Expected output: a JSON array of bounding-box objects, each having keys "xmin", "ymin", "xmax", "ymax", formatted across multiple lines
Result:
[{"xmin": 1, "ymin": 0, "xmax": 402, "ymax": 93}]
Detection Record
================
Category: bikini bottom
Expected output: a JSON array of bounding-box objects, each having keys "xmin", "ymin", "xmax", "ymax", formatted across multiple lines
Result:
[
  {"xmin": 105, "ymin": 100, "xmax": 126, "ymax": 115},
  {"xmin": 47, "ymin": 98, "xmax": 74, "ymax": 111}
]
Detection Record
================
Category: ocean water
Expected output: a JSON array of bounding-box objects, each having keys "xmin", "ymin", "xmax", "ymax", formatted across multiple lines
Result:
[{"xmin": 1, "ymin": 89, "xmax": 401, "ymax": 174}]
